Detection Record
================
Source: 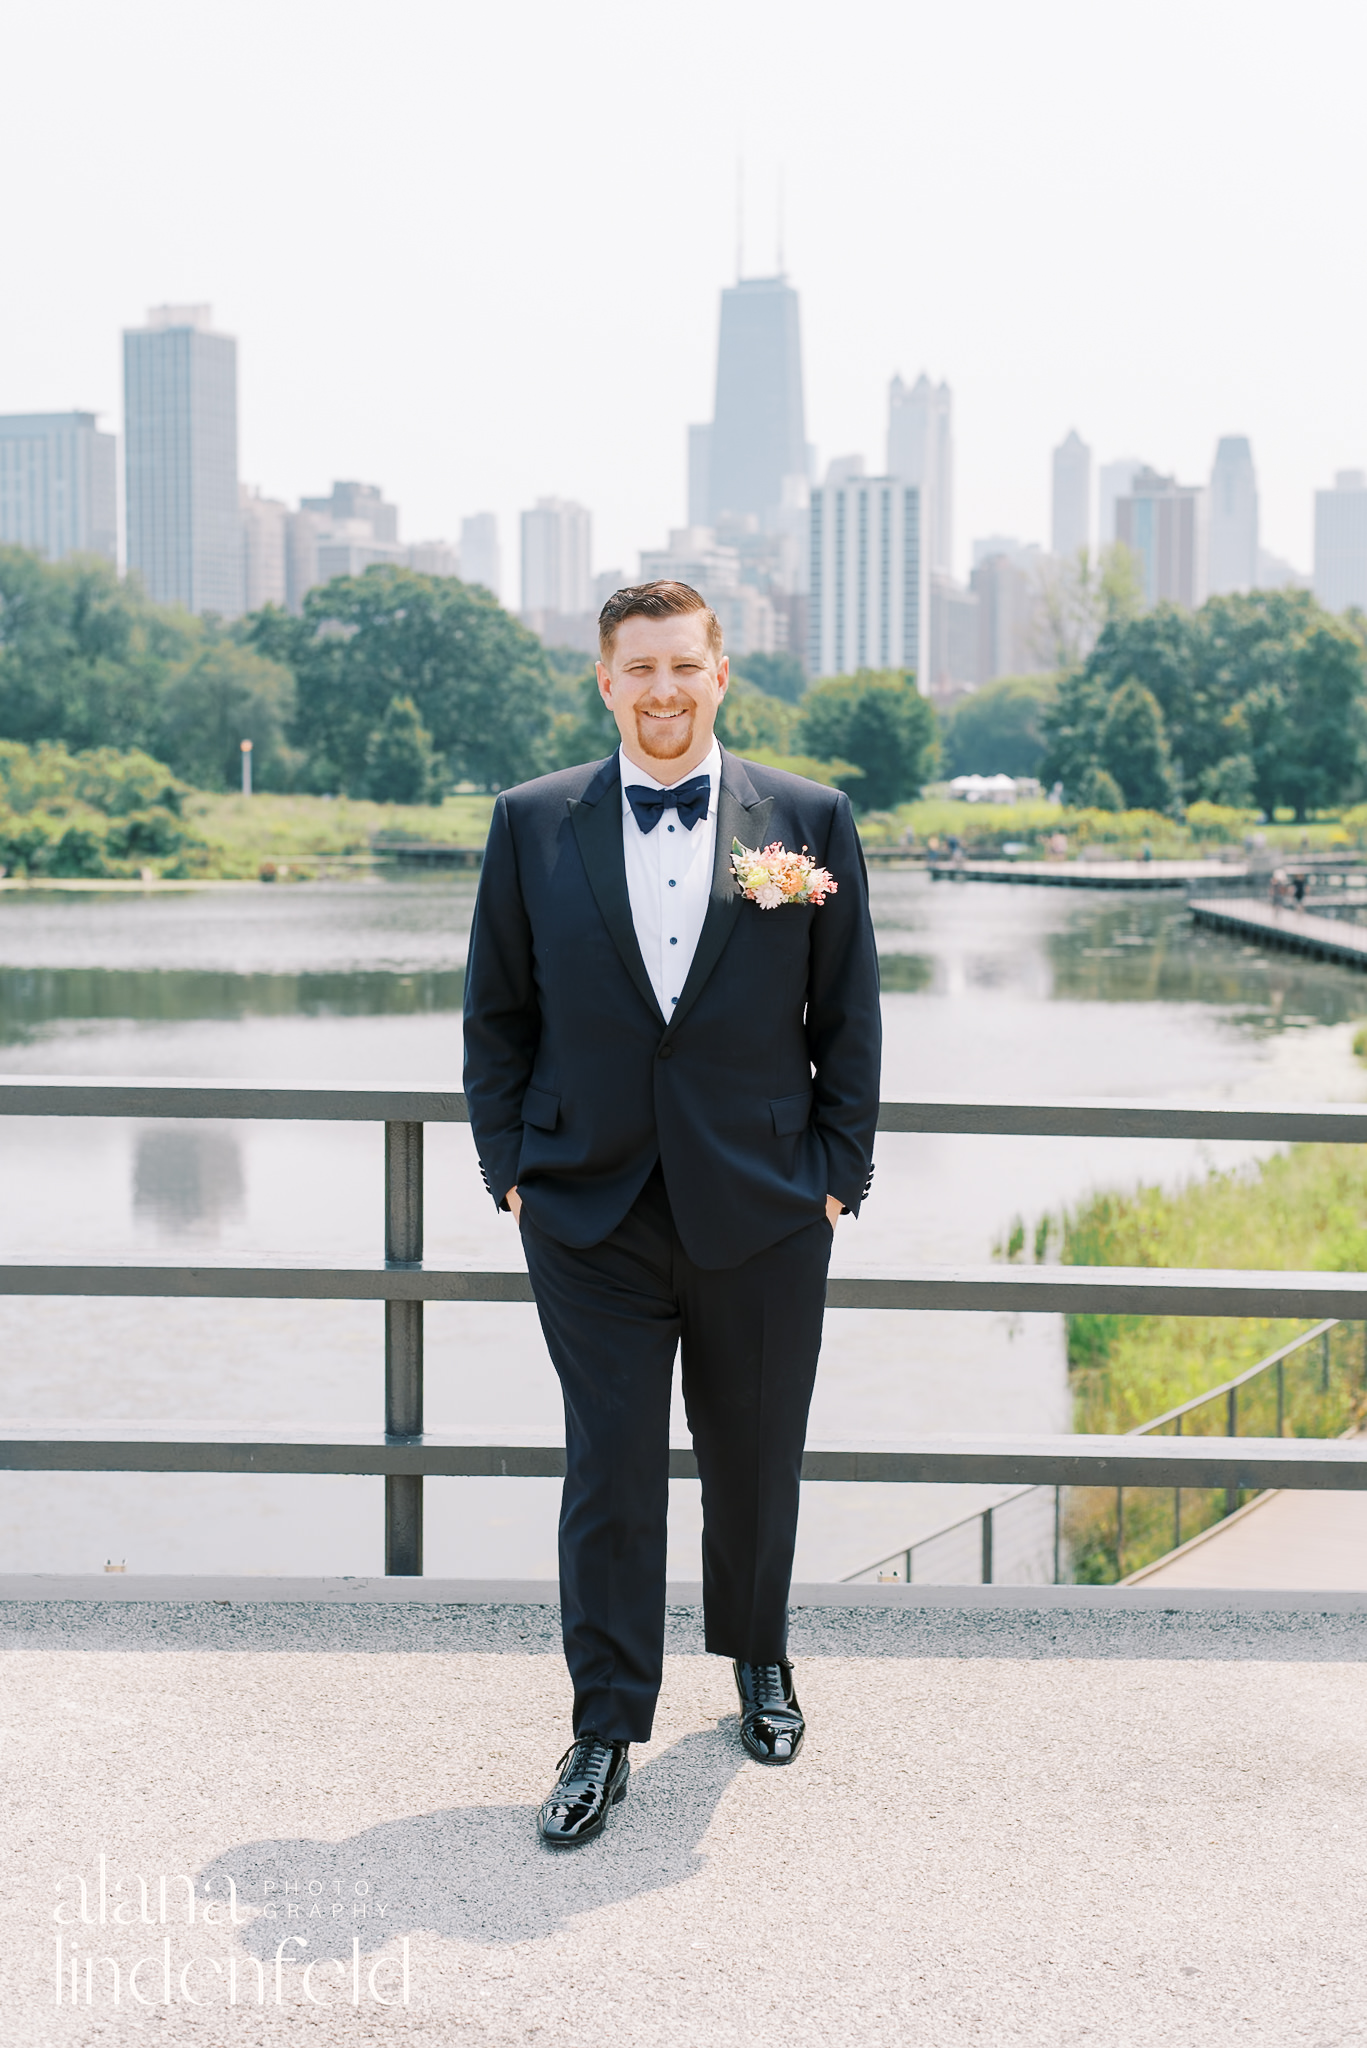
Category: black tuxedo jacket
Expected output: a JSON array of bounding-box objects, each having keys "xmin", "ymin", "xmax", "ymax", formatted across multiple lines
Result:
[{"xmin": 462, "ymin": 747, "xmax": 882, "ymax": 1270}]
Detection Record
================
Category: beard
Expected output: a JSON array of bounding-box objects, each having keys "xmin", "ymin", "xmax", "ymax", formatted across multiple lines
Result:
[{"xmin": 634, "ymin": 705, "xmax": 696, "ymax": 761}]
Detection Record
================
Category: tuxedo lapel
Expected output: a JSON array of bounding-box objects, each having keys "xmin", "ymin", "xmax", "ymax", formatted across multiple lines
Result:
[
  {"xmin": 568, "ymin": 760, "xmax": 665, "ymax": 1024},
  {"xmin": 664, "ymin": 751, "xmax": 773, "ymax": 1040}
]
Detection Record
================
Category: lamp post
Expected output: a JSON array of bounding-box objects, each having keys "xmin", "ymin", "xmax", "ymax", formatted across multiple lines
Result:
[{"xmin": 240, "ymin": 739, "xmax": 253, "ymax": 797}]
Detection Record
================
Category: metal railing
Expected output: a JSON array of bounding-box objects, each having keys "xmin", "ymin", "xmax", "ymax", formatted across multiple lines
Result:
[
  {"xmin": 844, "ymin": 1319, "xmax": 1367, "ymax": 1587},
  {"xmin": 6, "ymin": 1078, "xmax": 1367, "ymax": 1577}
]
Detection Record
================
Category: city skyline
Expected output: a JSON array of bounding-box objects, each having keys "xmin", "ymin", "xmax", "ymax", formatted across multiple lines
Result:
[
  {"xmin": 6, "ymin": 282, "xmax": 1346, "ymax": 625},
  {"xmin": 4, "ymin": 0, "xmax": 1364, "ymax": 595}
]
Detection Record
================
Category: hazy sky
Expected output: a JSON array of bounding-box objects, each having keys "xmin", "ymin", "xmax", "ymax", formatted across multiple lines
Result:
[{"xmin": 4, "ymin": 0, "xmax": 1363, "ymax": 590}]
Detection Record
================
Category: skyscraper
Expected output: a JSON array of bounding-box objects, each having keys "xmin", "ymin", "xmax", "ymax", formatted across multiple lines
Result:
[
  {"xmin": 1115, "ymin": 468, "xmax": 1207, "ymax": 608},
  {"xmin": 124, "ymin": 305, "xmax": 241, "ymax": 617},
  {"xmin": 970, "ymin": 544, "xmax": 1047, "ymax": 680},
  {"xmin": 1208, "ymin": 437, "xmax": 1259, "ymax": 595},
  {"xmin": 1051, "ymin": 430, "xmax": 1091, "ymax": 557},
  {"xmin": 521, "ymin": 498, "xmax": 592, "ymax": 616},
  {"xmin": 0, "ymin": 413, "xmax": 117, "ymax": 564},
  {"xmin": 240, "ymin": 486, "xmax": 287, "ymax": 611},
  {"xmin": 1313, "ymin": 471, "xmax": 1367, "ymax": 613},
  {"xmin": 1098, "ymin": 457, "xmax": 1143, "ymax": 546},
  {"xmin": 808, "ymin": 461, "xmax": 927, "ymax": 687},
  {"xmin": 460, "ymin": 513, "xmax": 502, "ymax": 599},
  {"xmin": 300, "ymin": 480, "xmax": 399, "ymax": 542},
  {"xmin": 886, "ymin": 375, "xmax": 953, "ymax": 575},
  {"xmin": 687, "ymin": 424, "xmax": 712, "ymax": 528},
  {"xmin": 703, "ymin": 275, "xmax": 807, "ymax": 528}
]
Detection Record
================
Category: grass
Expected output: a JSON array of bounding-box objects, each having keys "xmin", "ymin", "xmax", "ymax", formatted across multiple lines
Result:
[
  {"xmin": 146, "ymin": 785, "xmax": 1367, "ymax": 881},
  {"xmin": 187, "ymin": 792, "xmax": 497, "ymax": 878},
  {"xmin": 857, "ymin": 796, "xmax": 1367, "ymax": 857},
  {"xmin": 1003, "ymin": 1145, "xmax": 1367, "ymax": 1433}
]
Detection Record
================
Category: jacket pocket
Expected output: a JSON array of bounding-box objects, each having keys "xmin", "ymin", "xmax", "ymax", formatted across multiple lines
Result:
[
  {"xmin": 521, "ymin": 1086, "xmax": 561, "ymax": 1132},
  {"xmin": 770, "ymin": 1089, "xmax": 814, "ymax": 1137}
]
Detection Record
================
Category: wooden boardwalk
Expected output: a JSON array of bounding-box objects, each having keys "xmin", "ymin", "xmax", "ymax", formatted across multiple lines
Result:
[
  {"xmin": 929, "ymin": 857, "xmax": 1247, "ymax": 888},
  {"xmin": 1189, "ymin": 894, "xmax": 1367, "ymax": 968},
  {"xmin": 1133, "ymin": 1487, "xmax": 1367, "ymax": 1588}
]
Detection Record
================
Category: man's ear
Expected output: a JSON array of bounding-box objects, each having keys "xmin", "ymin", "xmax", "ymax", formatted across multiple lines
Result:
[
  {"xmin": 715, "ymin": 655, "xmax": 729, "ymax": 700},
  {"xmin": 595, "ymin": 660, "xmax": 613, "ymax": 707}
]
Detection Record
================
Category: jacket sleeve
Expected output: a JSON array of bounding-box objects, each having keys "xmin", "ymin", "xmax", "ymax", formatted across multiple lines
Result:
[
  {"xmin": 463, "ymin": 794, "xmax": 539, "ymax": 1209},
  {"xmin": 805, "ymin": 792, "xmax": 881, "ymax": 1215}
]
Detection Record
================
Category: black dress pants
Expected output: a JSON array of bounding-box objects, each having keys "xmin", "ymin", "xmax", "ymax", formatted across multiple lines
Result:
[{"xmin": 520, "ymin": 1166, "xmax": 832, "ymax": 1743}]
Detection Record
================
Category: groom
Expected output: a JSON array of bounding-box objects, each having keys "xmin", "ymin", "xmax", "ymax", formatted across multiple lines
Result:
[{"xmin": 463, "ymin": 579, "xmax": 881, "ymax": 1846}]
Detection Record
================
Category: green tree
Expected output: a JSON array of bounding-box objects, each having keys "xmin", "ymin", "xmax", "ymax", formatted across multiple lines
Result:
[
  {"xmin": 155, "ymin": 642, "xmax": 297, "ymax": 791},
  {"xmin": 1225, "ymin": 626, "xmax": 1367, "ymax": 820},
  {"xmin": 365, "ymin": 694, "xmax": 445, "ymax": 803},
  {"xmin": 247, "ymin": 567, "xmax": 553, "ymax": 794},
  {"xmin": 1098, "ymin": 679, "xmax": 1177, "ymax": 811},
  {"xmin": 549, "ymin": 670, "xmax": 618, "ymax": 768},
  {"xmin": 731, "ymin": 651, "xmax": 807, "ymax": 703},
  {"xmin": 1039, "ymin": 666, "xmax": 1110, "ymax": 800},
  {"xmin": 0, "ymin": 548, "xmax": 196, "ymax": 753},
  {"xmin": 943, "ymin": 674, "xmax": 1057, "ymax": 778},
  {"xmin": 797, "ymin": 670, "xmax": 938, "ymax": 809},
  {"xmin": 1075, "ymin": 765, "xmax": 1125, "ymax": 811},
  {"xmin": 717, "ymin": 677, "xmax": 800, "ymax": 754},
  {"xmin": 1032, "ymin": 543, "xmax": 1145, "ymax": 670}
]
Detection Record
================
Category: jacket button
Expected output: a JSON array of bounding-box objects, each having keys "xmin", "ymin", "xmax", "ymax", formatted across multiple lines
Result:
[{"xmin": 657, "ymin": 1042, "xmax": 673, "ymax": 1060}]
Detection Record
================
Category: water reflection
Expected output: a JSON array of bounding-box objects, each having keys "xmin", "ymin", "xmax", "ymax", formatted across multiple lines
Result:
[
  {"xmin": 133, "ymin": 1126, "xmax": 245, "ymax": 1237},
  {"xmin": 0, "ymin": 872, "xmax": 1363, "ymax": 1579},
  {"xmin": 0, "ymin": 966, "xmax": 465, "ymax": 1041},
  {"xmin": 1048, "ymin": 898, "xmax": 1367, "ymax": 1026}
]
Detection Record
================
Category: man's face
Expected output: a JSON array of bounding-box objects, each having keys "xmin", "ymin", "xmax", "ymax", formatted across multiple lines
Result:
[{"xmin": 597, "ymin": 613, "xmax": 728, "ymax": 774}]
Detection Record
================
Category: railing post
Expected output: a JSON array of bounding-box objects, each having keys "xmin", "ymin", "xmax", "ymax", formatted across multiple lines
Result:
[
  {"xmin": 1226, "ymin": 1383, "xmax": 1239, "ymax": 1518},
  {"xmin": 384, "ymin": 1121, "xmax": 424, "ymax": 1575},
  {"xmin": 1115, "ymin": 1487, "xmax": 1124, "ymax": 1579},
  {"xmin": 980, "ymin": 1507, "xmax": 993, "ymax": 1585},
  {"xmin": 1053, "ymin": 1484, "xmax": 1061, "ymax": 1585},
  {"xmin": 1277, "ymin": 1359, "xmax": 1286, "ymax": 1436}
]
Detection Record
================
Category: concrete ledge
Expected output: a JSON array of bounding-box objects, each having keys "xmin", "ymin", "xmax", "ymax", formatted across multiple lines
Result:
[
  {"xmin": 12, "ymin": 1573, "xmax": 1367, "ymax": 1611},
  {"xmin": 6, "ymin": 1577, "xmax": 1367, "ymax": 1661}
]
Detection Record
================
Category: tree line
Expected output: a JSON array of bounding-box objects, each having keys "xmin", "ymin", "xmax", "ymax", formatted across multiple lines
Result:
[
  {"xmin": 24, "ymin": 544, "xmax": 1359, "ymax": 823},
  {"xmin": 0, "ymin": 548, "xmax": 938, "ymax": 809},
  {"xmin": 944, "ymin": 586, "xmax": 1367, "ymax": 822}
]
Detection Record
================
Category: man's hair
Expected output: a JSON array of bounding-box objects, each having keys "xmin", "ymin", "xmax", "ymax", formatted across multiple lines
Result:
[{"xmin": 597, "ymin": 580, "xmax": 723, "ymax": 663}]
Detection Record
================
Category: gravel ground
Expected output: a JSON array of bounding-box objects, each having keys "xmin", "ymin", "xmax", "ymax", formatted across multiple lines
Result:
[{"xmin": 5, "ymin": 1585, "xmax": 1367, "ymax": 2045}]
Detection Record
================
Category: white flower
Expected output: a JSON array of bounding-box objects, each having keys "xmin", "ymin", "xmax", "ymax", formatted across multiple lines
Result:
[{"xmin": 754, "ymin": 881, "xmax": 785, "ymax": 909}]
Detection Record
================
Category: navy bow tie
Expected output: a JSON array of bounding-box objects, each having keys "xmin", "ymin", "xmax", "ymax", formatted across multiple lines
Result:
[{"xmin": 624, "ymin": 774, "xmax": 710, "ymax": 833}]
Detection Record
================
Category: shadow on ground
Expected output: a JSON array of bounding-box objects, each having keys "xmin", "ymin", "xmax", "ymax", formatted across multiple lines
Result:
[{"xmin": 197, "ymin": 1720, "xmax": 744, "ymax": 1952}]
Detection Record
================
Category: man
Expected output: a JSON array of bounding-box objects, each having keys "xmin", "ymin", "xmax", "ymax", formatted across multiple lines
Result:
[{"xmin": 463, "ymin": 580, "xmax": 881, "ymax": 1846}]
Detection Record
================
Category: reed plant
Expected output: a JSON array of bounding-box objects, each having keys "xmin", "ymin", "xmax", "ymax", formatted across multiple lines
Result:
[{"xmin": 1002, "ymin": 1144, "xmax": 1367, "ymax": 1432}]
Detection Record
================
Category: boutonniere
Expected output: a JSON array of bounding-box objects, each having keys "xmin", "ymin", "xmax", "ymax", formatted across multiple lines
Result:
[{"xmin": 731, "ymin": 839, "xmax": 838, "ymax": 909}]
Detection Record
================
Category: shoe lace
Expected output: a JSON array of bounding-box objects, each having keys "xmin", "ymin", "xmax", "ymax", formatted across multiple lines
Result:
[
  {"xmin": 556, "ymin": 1735, "xmax": 615, "ymax": 1783},
  {"xmin": 748, "ymin": 1663, "xmax": 791, "ymax": 1711}
]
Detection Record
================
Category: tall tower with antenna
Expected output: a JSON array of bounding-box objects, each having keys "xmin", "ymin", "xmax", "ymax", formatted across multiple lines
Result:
[{"xmin": 695, "ymin": 274, "xmax": 807, "ymax": 531}]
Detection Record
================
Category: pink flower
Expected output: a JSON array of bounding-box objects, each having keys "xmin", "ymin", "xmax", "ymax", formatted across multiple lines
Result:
[{"xmin": 730, "ymin": 838, "xmax": 838, "ymax": 909}]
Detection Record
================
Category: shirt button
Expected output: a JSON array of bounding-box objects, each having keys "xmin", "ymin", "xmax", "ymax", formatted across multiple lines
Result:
[
  {"xmin": 669, "ymin": 936, "xmax": 677, "ymax": 944},
  {"xmin": 668, "ymin": 879, "xmax": 676, "ymax": 887},
  {"xmin": 667, "ymin": 825, "xmax": 675, "ymax": 833}
]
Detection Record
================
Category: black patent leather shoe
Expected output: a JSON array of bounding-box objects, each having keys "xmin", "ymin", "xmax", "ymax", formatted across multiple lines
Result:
[
  {"xmin": 734, "ymin": 1659, "xmax": 805, "ymax": 1764},
  {"xmin": 537, "ymin": 1734, "xmax": 630, "ymax": 1847}
]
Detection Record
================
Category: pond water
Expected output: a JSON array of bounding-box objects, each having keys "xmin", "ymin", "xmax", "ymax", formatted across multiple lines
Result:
[{"xmin": 0, "ymin": 872, "xmax": 1363, "ymax": 1582}]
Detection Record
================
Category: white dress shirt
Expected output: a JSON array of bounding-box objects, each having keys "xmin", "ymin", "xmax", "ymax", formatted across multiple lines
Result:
[{"xmin": 619, "ymin": 740, "xmax": 720, "ymax": 1020}]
